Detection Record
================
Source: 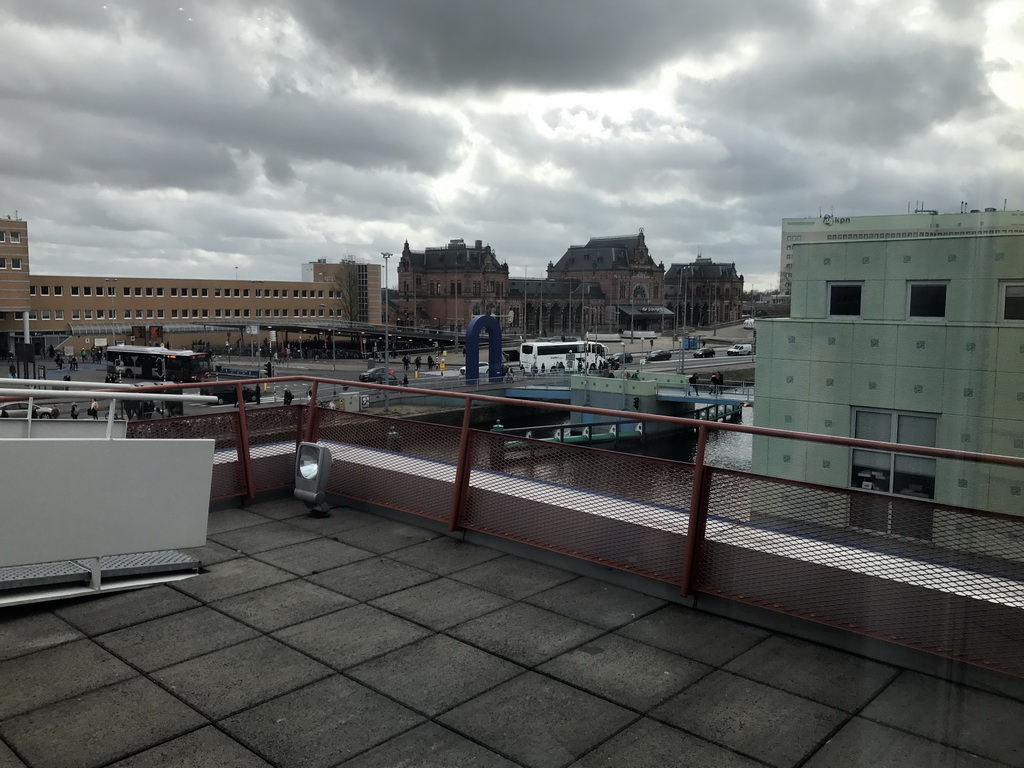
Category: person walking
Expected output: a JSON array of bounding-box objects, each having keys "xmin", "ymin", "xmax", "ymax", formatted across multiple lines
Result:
[
  {"xmin": 89, "ymin": 399, "xmax": 100, "ymax": 419},
  {"xmin": 70, "ymin": 402, "xmax": 79, "ymax": 419}
]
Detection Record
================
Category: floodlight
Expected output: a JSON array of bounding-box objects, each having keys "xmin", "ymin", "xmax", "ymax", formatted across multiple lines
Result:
[{"xmin": 294, "ymin": 442, "xmax": 332, "ymax": 517}]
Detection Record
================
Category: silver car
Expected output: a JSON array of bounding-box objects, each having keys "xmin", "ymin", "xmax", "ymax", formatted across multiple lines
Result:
[{"xmin": 0, "ymin": 401, "xmax": 60, "ymax": 419}]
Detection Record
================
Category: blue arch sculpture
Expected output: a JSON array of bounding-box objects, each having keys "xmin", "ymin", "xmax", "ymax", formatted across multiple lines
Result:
[{"xmin": 464, "ymin": 315, "xmax": 503, "ymax": 383}]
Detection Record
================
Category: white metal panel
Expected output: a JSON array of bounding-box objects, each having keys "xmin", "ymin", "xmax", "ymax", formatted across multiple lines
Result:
[{"xmin": 0, "ymin": 439, "xmax": 213, "ymax": 568}]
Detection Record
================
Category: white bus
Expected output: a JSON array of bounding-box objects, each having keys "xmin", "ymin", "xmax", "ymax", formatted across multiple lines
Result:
[
  {"xmin": 519, "ymin": 340, "xmax": 608, "ymax": 372},
  {"xmin": 105, "ymin": 345, "xmax": 213, "ymax": 382}
]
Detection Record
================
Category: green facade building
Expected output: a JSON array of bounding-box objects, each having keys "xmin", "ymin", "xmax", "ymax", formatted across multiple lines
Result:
[{"xmin": 754, "ymin": 224, "xmax": 1024, "ymax": 522}]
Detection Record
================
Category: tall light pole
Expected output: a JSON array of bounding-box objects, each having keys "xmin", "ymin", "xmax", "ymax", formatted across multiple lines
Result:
[
  {"xmin": 105, "ymin": 278, "xmax": 118, "ymax": 347},
  {"xmin": 381, "ymin": 252, "xmax": 392, "ymax": 411},
  {"xmin": 319, "ymin": 304, "xmax": 336, "ymax": 371}
]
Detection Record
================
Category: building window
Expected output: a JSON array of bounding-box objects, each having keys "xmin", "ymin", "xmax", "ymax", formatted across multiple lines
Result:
[
  {"xmin": 55, "ymin": 310, "xmax": 63, "ymax": 320},
  {"xmin": 145, "ymin": 287, "xmax": 153, "ymax": 297},
  {"xmin": 202, "ymin": 309, "xmax": 209, "ymax": 318},
  {"xmin": 851, "ymin": 408, "xmax": 937, "ymax": 505},
  {"xmin": 84, "ymin": 310, "xmax": 93, "ymax": 319},
  {"xmin": 83, "ymin": 286, "xmax": 92, "ymax": 296},
  {"xmin": 191, "ymin": 288, "xmax": 198, "ymax": 297},
  {"xmin": 135, "ymin": 309, "xmax": 143, "ymax": 318},
  {"xmin": 10, "ymin": 232, "xmax": 20, "ymax": 243},
  {"xmin": 243, "ymin": 289, "xmax": 250, "ymax": 297},
  {"xmin": 215, "ymin": 309, "xmax": 222, "ymax": 318},
  {"xmin": 0, "ymin": 258, "xmax": 6, "ymax": 269},
  {"xmin": 40, "ymin": 285, "xmax": 49, "ymax": 296},
  {"xmin": 156, "ymin": 287, "xmax": 163, "ymax": 297},
  {"xmin": 1000, "ymin": 281, "xmax": 1024, "ymax": 323},
  {"xmin": 106, "ymin": 286, "xmax": 115, "ymax": 296},
  {"xmin": 215, "ymin": 288, "xmax": 222, "ymax": 297},
  {"xmin": 96, "ymin": 310, "xmax": 104, "ymax": 319},
  {"xmin": 11, "ymin": 258, "xmax": 22, "ymax": 269},
  {"xmin": 29, "ymin": 286, "xmax": 36, "ymax": 296},
  {"xmin": 72, "ymin": 310, "xmax": 81, "ymax": 320},
  {"xmin": 157, "ymin": 310, "xmax": 164, "ymax": 319},
  {"xmin": 201, "ymin": 288, "xmax": 209, "ymax": 297},
  {"xmin": 827, "ymin": 282, "xmax": 862, "ymax": 317},
  {"xmin": 907, "ymin": 282, "xmax": 947, "ymax": 319},
  {"xmin": 42, "ymin": 310, "xmax": 50, "ymax": 320},
  {"xmin": 124, "ymin": 309, "xmax": 131, "ymax": 319},
  {"xmin": 172, "ymin": 309, "xmax": 178, "ymax": 318},
  {"xmin": 171, "ymin": 288, "xmax": 178, "ymax": 297}
]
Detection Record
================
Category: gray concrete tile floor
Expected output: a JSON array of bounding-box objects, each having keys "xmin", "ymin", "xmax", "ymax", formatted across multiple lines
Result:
[{"xmin": 1, "ymin": 499, "xmax": 1023, "ymax": 768}]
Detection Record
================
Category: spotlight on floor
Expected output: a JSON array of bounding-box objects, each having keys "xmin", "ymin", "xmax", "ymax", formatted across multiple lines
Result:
[{"xmin": 294, "ymin": 442, "xmax": 332, "ymax": 518}]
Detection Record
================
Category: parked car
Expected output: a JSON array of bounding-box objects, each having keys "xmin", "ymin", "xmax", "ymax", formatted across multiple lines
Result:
[
  {"xmin": 607, "ymin": 352, "xmax": 633, "ymax": 367},
  {"xmin": 459, "ymin": 362, "xmax": 490, "ymax": 376},
  {"xmin": 646, "ymin": 349, "xmax": 672, "ymax": 362},
  {"xmin": 693, "ymin": 347, "xmax": 716, "ymax": 358},
  {"xmin": 358, "ymin": 367, "xmax": 398, "ymax": 384},
  {"xmin": 0, "ymin": 401, "xmax": 59, "ymax": 419},
  {"xmin": 199, "ymin": 384, "xmax": 261, "ymax": 405},
  {"xmin": 726, "ymin": 343, "xmax": 754, "ymax": 356}
]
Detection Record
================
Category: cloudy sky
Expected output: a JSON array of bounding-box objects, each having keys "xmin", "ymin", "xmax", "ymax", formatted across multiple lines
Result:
[{"xmin": 2, "ymin": 0, "xmax": 1022, "ymax": 291}]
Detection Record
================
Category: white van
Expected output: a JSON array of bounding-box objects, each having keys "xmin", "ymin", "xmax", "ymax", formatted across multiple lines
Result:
[
  {"xmin": 726, "ymin": 343, "xmax": 754, "ymax": 356},
  {"xmin": 742, "ymin": 318, "xmax": 755, "ymax": 329}
]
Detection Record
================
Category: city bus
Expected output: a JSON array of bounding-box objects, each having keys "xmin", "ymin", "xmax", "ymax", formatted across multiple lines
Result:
[
  {"xmin": 105, "ymin": 345, "xmax": 213, "ymax": 382},
  {"xmin": 518, "ymin": 340, "xmax": 608, "ymax": 372}
]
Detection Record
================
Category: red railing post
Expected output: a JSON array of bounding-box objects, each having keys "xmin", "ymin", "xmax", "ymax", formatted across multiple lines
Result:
[
  {"xmin": 447, "ymin": 398, "xmax": 476, "ymax": 532},
  {"xmin": 681, "ymin": 424, "xmax": 710, "ymax": 597},
  {"xmin": 233, "ymin": 382, "xmax": 256, "ymax": 499},
  {"xmin": 303, "ymin": 380, "xmax": 320, "ymax": 443}
]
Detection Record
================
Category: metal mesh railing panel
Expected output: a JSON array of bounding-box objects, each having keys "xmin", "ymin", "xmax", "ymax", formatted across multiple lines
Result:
[
  {"xmin": 127, "ymin": 413, "xmax": 246, "ymax": 499},
  {"xmin": 316, "ymin": 409, "xmax": 463, "ymax": 521},
  {"xmin": 696, "ymin": 468, "xmax": 1024, "ymax": 676},
  {"xmin": 460, "ymin": 430, "xmax": 693, "ymax": 583},
  {"xmin": 244, "ymin": 407, "xmax": 302, "ymax": 493}
]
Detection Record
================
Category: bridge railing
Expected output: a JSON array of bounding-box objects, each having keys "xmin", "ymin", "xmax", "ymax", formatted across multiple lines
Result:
[{"xmin": 122, "ymin": 375, "xmax": 1024, "ymax": 679}]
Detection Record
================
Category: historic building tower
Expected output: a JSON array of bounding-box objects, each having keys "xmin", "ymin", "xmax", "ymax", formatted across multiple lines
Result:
[
  {"xmin": 544, "ymin": 229, "xmax": 669, "ymax": 335},
  {"xmin": 396, "ymin": 239, "xmax": 510, "ymax": 333}
]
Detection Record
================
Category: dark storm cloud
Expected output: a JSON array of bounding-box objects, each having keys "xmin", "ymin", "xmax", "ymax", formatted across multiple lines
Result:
[
  {"xmin": 683, "ymin": 26, "xmax": 999, "ymax": 149},
  {"xmin": 286, "ymin": 0, "xmax": 810, "ymax": 93}
]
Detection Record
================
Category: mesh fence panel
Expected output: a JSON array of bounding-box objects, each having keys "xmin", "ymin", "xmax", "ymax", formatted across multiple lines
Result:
[
  {"xmin": 127, "ymin": 412, "xmax": 245, "ymax": 499},
  {"xmin": 245, "ymin": 406, "xmax": 303, "ymax": 493},
  {"xmin": 317, "ymin": 409, "xmax": 464, "ymax": 522},
  {"xmin": 460, "ymin": 430, "xmax": 693, "ymax": 583},
  {"xmin": 696, "ymin": 468, "xmax": 1024, "ymax": 676}
]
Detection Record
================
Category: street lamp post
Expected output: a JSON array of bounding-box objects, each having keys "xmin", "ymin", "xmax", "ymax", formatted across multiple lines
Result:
[
  {"xmin": 319, "ymin": 304, "xmax": 336, "ymax": 371},
  {"xmin": 381, "ymin": 251, "xmax": 392, "ymax": 411},
  {"xmin": 105, "ymin": 278, "xmax": 118, "ymax": 348}
]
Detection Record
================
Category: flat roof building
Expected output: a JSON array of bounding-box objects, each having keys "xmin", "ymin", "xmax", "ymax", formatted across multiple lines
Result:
[{"xmin": 780, "ymin": 208, "xmax": 1024, "ymax": 295}]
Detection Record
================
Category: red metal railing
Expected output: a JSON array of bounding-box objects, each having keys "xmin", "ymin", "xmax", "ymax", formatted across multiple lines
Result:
[{"xmin": 124, "ymin": 376, "xmax": 1024, "ymax": 678}]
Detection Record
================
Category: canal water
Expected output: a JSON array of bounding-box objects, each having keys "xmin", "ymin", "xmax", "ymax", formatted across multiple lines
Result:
[
  {"xmin": 618, "ymin": 406, "xmax": 753, "ymax": 470},
  {"xmin": 499, "ymin": 406, "xmax": 754, "ymax": 471}
]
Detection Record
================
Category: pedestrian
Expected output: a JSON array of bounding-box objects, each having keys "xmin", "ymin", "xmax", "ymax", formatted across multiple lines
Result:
[
  {"xmin": 688, "ymin": 372, "xmax": 698, "ymax": 395},
  {"xmin": 88, "ymin": 400, "xmax": 100, "ymax": 419},
  {"xmin": 402, "ymin": 373, "xmax": 409, "ymax": 387},
  {"xmin": 415, "ymin": 356, "xmax": 421, "ymax": 371},
  {"xmin": 403, "ymin": 355, "xmax": 410, "ymax": 371},
  {"xmin": 70, "ymin": 403, "xmax": 79, "ymax": 419}
]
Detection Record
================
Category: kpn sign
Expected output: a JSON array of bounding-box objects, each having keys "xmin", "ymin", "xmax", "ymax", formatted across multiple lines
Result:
[{"xmin": 822, "ymin": 214, "xmax": 851, "ymax": 226}]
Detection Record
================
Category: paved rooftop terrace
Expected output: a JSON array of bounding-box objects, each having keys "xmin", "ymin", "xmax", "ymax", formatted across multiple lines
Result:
[{"xmin": 2, "ymin": 499, "xmax": 1023, "ymax": 768}]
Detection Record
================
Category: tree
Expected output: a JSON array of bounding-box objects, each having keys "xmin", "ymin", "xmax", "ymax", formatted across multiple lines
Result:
[{"xmin": 331, "ymin": 259, "xmax": 363, "ymax": 323}]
